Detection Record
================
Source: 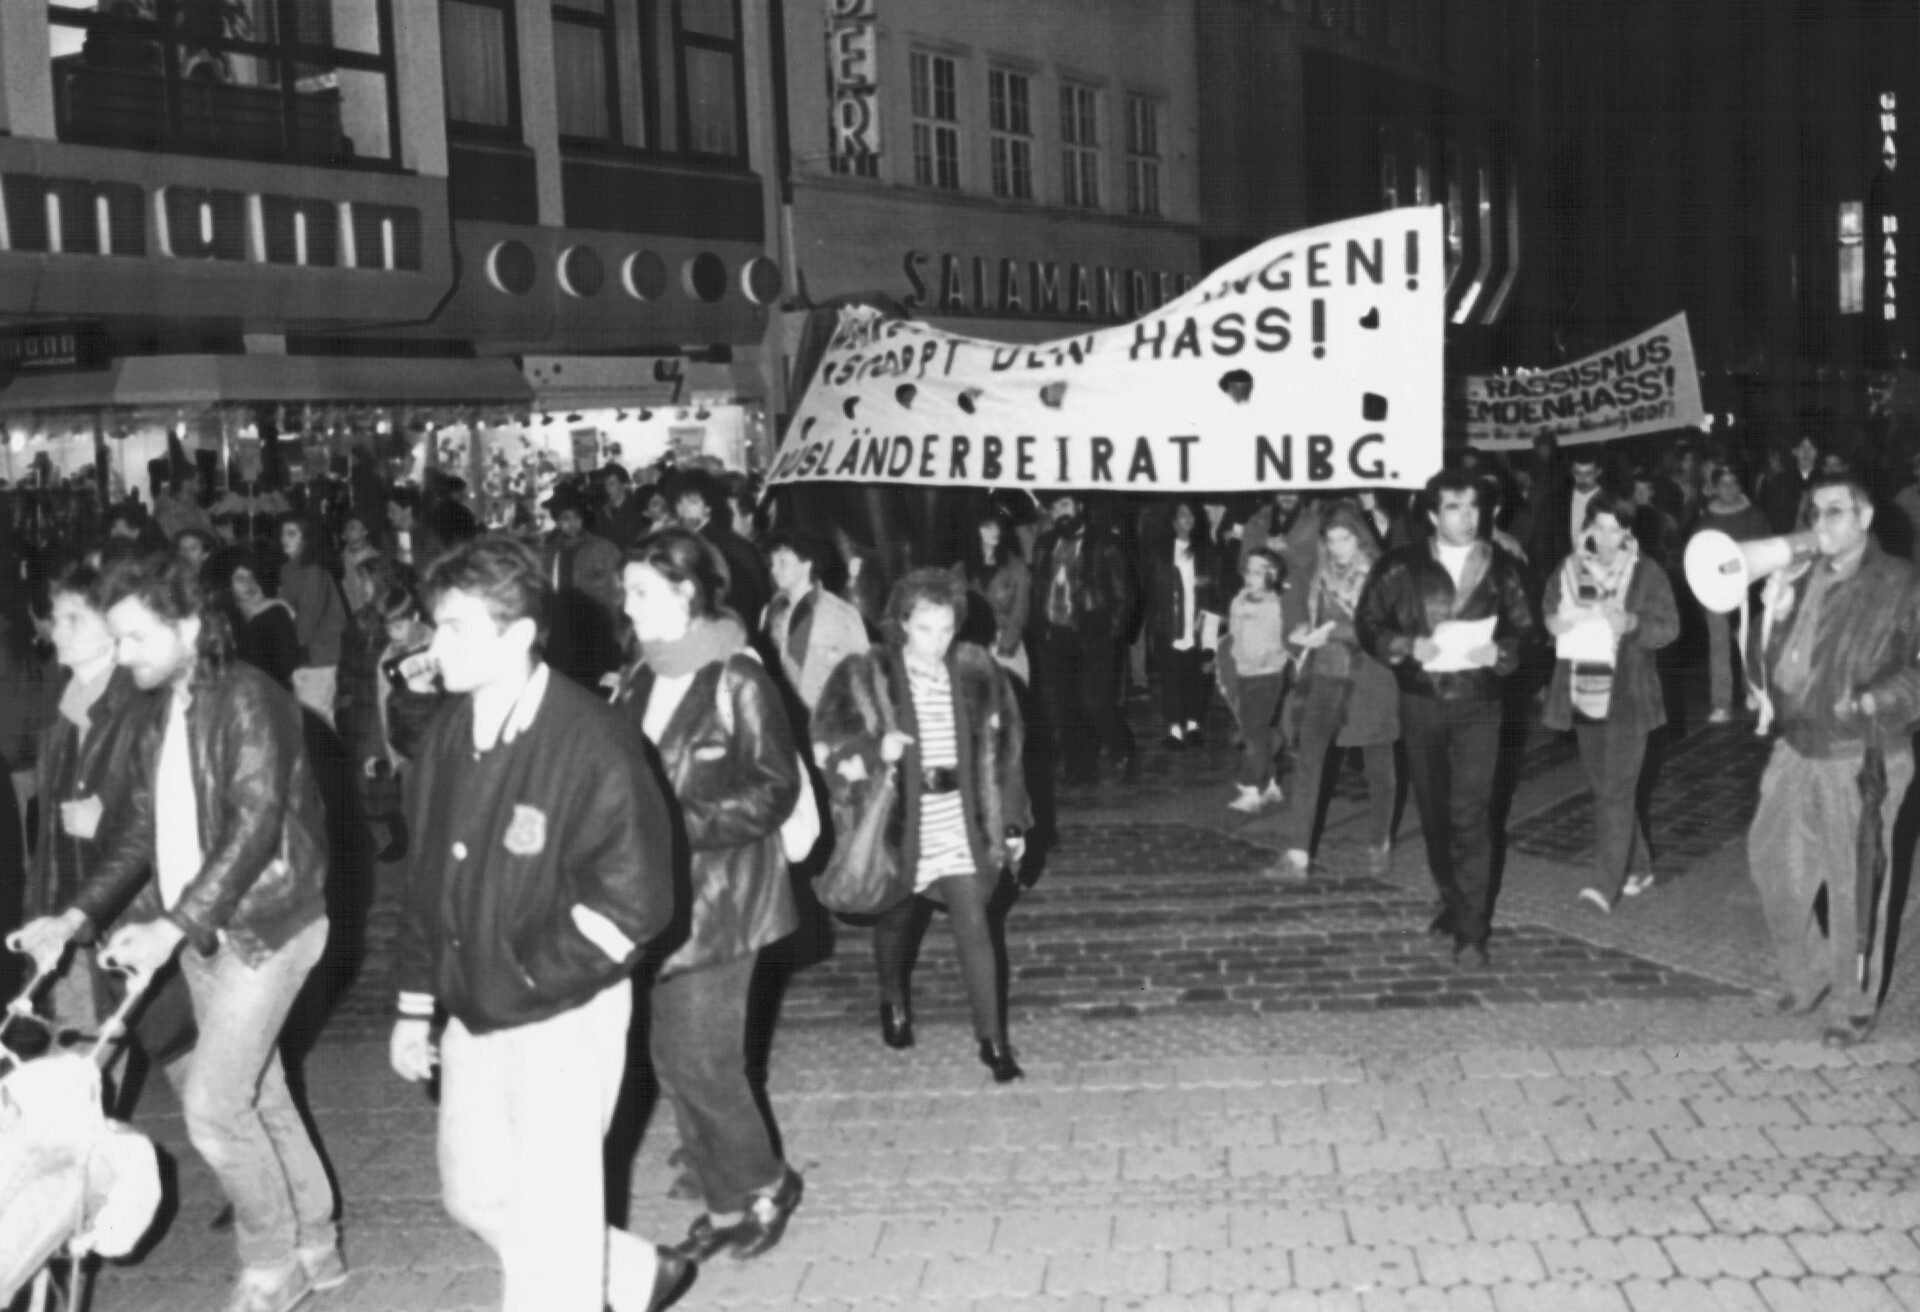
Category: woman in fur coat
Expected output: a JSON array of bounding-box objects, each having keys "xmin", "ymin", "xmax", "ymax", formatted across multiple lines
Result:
[{"xmin": 813, "ymin": 568, "xmax": 1033, "ymax": 1082}]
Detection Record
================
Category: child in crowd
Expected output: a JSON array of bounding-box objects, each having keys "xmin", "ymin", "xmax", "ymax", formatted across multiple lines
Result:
[{"xmin": 1220, "ymin": 546, "xmax": 1288, "ymax": 812}]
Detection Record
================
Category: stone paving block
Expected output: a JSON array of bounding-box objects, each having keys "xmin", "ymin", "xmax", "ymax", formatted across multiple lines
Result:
[
  {"xmin": 1070, "ymin": 1114, "xmax": 1182, "ymax": 1150},
  {"xmin": 1458, "ymin": 1049, "xmax": 1560, "ymax": 1080},
  {"xmin": 1336, "ymin": 1136, "xmax": 1449, "ymax": 1174},
  {"xmin": 1744, "ymin": 1042, "xmax": 1855, "ymax": 1071},
  {"xmin": 1534, "ymin": 1236, "xmax": 1677, "ymax": 1283},
  {"xmin": 702, "ymin": 1255, "xmax": 818, "ymax": 1305},
  {"xmin": 1344, "ymin": 1204, "xmax": 1472, "ymax": 1248},
  {"xmin": 1360, "ymin": 1288, "xmax": 1497, "ymax": 1312},
  {"xmin": 1658, "ymin": 1125, "xmax": 1786, "ymax": 1161},
  {"xmin": 1883, "ymin": 1272, "xmax": 1920, "ymax": 1309},
  {"xmin": 1440, "ymin": 1132, "xmax": 1558, "ymax": 1171},
  {"xmin": 1521, "ymin": 1076, "xmax": 1626, "ymax": 1106},
  {"xmin": 1042, "ymin": 1250, "xmax": 1170, "ymax": 1298},
  {"xmin": 1691, "ymin": 1097, "xmax": 1806, "ymax": 1129},
  {"xmin": 1621, "ymin": 1277, "xmax": 1767, "ymax": 1312},
  {"xmin": 1582, "ymin": 1196, "xmax": 1715, "ymax": 1238},
  {"xmin": 1464, "ymin": 1201, "xmax": 1590, "ymax": 1243},
  {"xmin": 1220, "ymin": 1082, "xmax": 1326, "ymax": 1117},
  {"xmin": 1229, "ymin": 1206, "xmax": 1352, "ymax": 1251},
  {"xmin": 880, "ymin": 1215, "xmax": 996, "ymax": 1257},
  {"xmin": 919, "ymin": 1252, "xmax": 1049, "ymax": 1301},
  {"xmin": 1305, "ymin": 1243, "xmax": 1422, "ymax": 1292},
  {"xmin": 1179, "ymin": 1114, "xmax": 1281, "ymax": 1149},
  {"xmin": 1126, "ymin": 1293, "xmax": 1234, "ymax": 1312},
  {"xmin": 1263, "ymin": 1055, "xmax": 1367, "ymax": 1084},
  {"xmin": 1113, "ymin": 1207, "xmax": 1232, "ymax": 1253},
  {"xmin": 1423, "ymin": 1079, "xmax": 1530, "ymax": 1112},
  {"xmin": 1122, "ymin": 1145, "xmax": 1226, "ymax": 1182},
  {"xmin": 788, "ymin": 1215, "xmax": 885, "ymax": 1260},
  {"xmin": 1799, "ymin": 1094, "xmax": 1913, "ymax": 1126},
  {"xmin": 1241, "ymin": 1292, "xmax": 1363, "ymax": 1312},
  {"xmin": 1547, "ymin": 1127, "xmax": 1670, "ymax": 1165},
  {"xmin": 1723, "ymin": 1070, "xmax": 1838, "ymax": 1099},
  {"xmin": 1765, "ymin": 1125, "xmax": 1889, "ymax": 1159},
  {"xmin": 1276, "ymin": 1109, "xmax": 1386, "ymax": 1145},
  {"xmin": 1413, "ymin": 1241, "xmax": 1549, "ymax": 1287},
  {"xmin": 1380, "ymin": 1106, "xmax": 1489, "ymax": 1141},
  {"xmin": 797, "ymin": 1256, "xmax": 927, "ymax": 1303},
  {"xmin": 1756, "ymin": 1275, "xmax": 1907, "ymax": 1311},
  {"xmin": 1662, "ymin": 1234, "xmax": 1808, "ymax": 1280},
  {"xmin": 1176, "ymin": 1056, "xmax": 1282, "ymax": 1087},
  {"xmin": 1490, "ymin": 1279, "xmax": 1632, "ymax": 1311},
  {"xmin": 1230, "ymin": 1142, "xmax": 1338, "ymax": 1178},
  {"xmin": 1647, "ymin": 1044, "xmax": 1757, "ymax": 1074},
  {"xmin": 1591, "ymin": 1100, "xmax": 1700, "ymax": 1134},
  {"xmin": 1787, "ymin": 1230, "xmax": 1920, "ymax": 1278},
  {"xmin": 1819, "ymin": 1193, "xmax": 1920, "ymax": 1230},
  {"xmin": 992, "ymin": 1209, "xmax": 1117, "ymax": 1255},
  {"xmin": 1328, "ymin": 1081, "xmax": 1431, "ymax": 1116},
  {"xmin": 317, "ymin": 1268, "xmax": 455, "ymax": 1312},
  {"xmin": 1553, "ymin": 1048, "xmax": 1659, "ymax": 1079},
  {"xmin": 1489, "ymin": 1104, "xmax": 1594, "ymax": 1137},
  {"xmin": 996, "ymin": 1116, "xmax": 1079, "ymax": 1149},
  {"xmin": 1625, "ymin": 1072, "xmax": 1735, "ymax": 1102},
  {"xmin": 1173, "ymin": 1247, "xmax": 1242, "ymax": 1295},
  {"xmin": 900, "ymin": 1150, "xmax": 1013, "ymax": 1185},
  {"xmin": 1871, "ymin": 1123, "xmax": 1920, "ymax": 1156},
  {"xmin": 1011, "ymin": 1145, "xmax": 1124, "ymax": 1185},
  {"xmin": 1698, "ymin": 1194, "xmax": 1835, "ymax": 1235}
]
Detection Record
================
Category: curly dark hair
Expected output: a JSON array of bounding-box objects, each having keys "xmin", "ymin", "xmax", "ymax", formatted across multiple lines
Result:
[
  {"xmin": 883, "ymin": 567, "xmax": 970, "ymax": 647},
  {"xmin": 625, "ymin": 526, "xmax": 731, "ymax": 618}
]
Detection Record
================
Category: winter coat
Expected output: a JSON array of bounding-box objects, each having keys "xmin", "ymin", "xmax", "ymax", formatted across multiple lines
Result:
[
  {"xmin": 278, "ymin": 557, "xmax": 347, "ymax": 667},
  {"xmin": 763, "ymin": 585, "xmax": 872, "ymax": 712},
  {"xmin": 1540, "ymin": 556, "xmax": 1680, "ymax": 735},
  {"xmin": 813, "ymin": 643, "xmax": 1031, "ymax": 898},
  {"xmin": 1749, "ymin": 538, "xmax": 1920, "ymax": 759},
  {"xmin": 71, "ymin": 659, "xmax": 330, "ymax": 967},
  {"xmin": 1293, "ymin": 567, "xmax": 1399, "ymax": 748},
  {"xmin": 1028, "ymin": 525, "xmax": 1133, "ymax": 637},
  {"xmin": 1142, "ymin": 536, "xmax": 1223, "ymax": 646},
  {"xmin": 397, "ymin": 666, "xmax": 677, "ymax": 1033},
  {"xmin": 615, "ymin": 653, "xmax": 801, "ymax": 977},
  {"xmin": 25, "ymin": 666, "xmax": 153, "ymax": 923},
  {"xmin": 952, "ymin": 556, "xmax": 1031, "ymax": 660},
  {"xmin": 1354, "ymin": 539, "xmax": 1536, "ymax": 703},
  {"xmin": 235, "ymin": 601, "xmax": 301, "ymax": 689}
]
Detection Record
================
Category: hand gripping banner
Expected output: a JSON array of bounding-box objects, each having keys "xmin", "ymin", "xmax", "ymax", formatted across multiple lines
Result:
[{"xmin": 768, "ymin": 207, "xmax": 1445, "ymax": 493}]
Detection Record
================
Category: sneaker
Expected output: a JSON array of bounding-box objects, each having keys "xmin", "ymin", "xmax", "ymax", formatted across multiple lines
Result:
[
  {"xmin": 297, "ymin": 1243, "xmax": 349, "ymax": 1293},
  {"xmin": 1366, "ymin": 841, "xmax": 1392, "ymax": 877},
  {"xmin": 1262, "ymin": 780, "xmax": 1284, "ymax": 805},
  {"xmin": 1577, "ymin": 887, "xmax": 1611, "ymax": 914},
  {"xmin": 1164, "ymin": 727, "xmax": 1187, "ymax": 750},
  {"xmin": 220, "ymin": 1263, "xmax": 312, "ymax": 1312},
  {"xmin": 1707, "ymin": 708, "xmax": 1733, "ymax": 724},
  {"xmin": 1228, "ymin": 785, "xmax": 1263, "ymax": 812},
  {"xmin": 1270, "ymin": 850, "xmax": 1311, "ymax": 883},
  {"xmin": 1621, "ymin": 873, "xmax": 1655, "ymax": 898}
]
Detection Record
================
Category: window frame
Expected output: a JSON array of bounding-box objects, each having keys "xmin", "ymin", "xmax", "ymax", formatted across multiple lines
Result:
[
  {"xmin": 1060, "ymin": 80, "xmax": 1101, "ymax": 210},
  {"xmin": 988, "ymin": 66, "xmax": 1033, "ymax": 201},
  {"xmin": 551, "ymin": 0, "xmax": 627, "ymax": 147},
  {"xmin": 1123, "ymin": 92, "xmax": 1161, "ymax": 218},
  {"xmin": 909, "ymin": 49, "xmax": 960, "ymax": 191},
  {"xmin": 48, "ymin": 0, "xmax": 404, "ymax": 165},
  {"xmin": 440, "ymin": 0, "xmax": 524, "ymax": 141},
  {"xmin": 671, "ymin": 0, "xmax": 748, "ymax": 162}
]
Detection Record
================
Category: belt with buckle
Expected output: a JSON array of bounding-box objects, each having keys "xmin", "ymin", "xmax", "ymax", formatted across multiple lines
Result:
[{"xmin": 921, "ymin": 766, "xmax": 960, "ymax": 795}]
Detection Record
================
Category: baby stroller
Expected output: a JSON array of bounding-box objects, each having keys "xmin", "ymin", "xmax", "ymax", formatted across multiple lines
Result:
[{"xmin": 0, "ymin": 958, "xmax": 161, "ymax": 1312}]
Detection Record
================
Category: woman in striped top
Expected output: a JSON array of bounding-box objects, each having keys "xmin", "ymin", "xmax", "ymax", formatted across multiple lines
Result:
[{"xmin": 813, "ymin": 569, "xmax": 1034, "ymax": 1082}]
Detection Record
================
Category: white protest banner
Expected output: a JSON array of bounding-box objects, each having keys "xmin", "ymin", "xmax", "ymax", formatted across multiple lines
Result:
[
  {"xmin": 767, "ymin": 207, "xmax": 1445, "ymax": 492},
  {"xmin": 1465, "ymin": 312, "xmax": 1707, "ymax": 450}
]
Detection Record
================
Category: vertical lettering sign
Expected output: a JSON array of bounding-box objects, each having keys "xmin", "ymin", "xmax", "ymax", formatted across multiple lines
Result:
[
  {"xmin": 1881, "ymin": 92, "xmax": 1899, "ymax": 326},
  {"xmin": 828, "ymin": 0, "xmax": 880, "ymax": 161}
]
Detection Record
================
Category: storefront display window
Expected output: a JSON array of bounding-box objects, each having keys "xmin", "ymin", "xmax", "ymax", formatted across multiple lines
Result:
[{"xmin": 49, "ymin": 0, "xmax": 400, "ymax": 165}]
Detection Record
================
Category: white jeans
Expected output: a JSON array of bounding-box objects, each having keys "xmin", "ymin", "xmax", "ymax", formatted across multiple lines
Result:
[{"xmin": 438, "ymin": 982, "xmax": 657, "ymax": 1312}]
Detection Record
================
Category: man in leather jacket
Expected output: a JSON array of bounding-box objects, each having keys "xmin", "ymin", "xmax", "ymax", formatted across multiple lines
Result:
[
  {"xmin": 388, "ymin": 535, "xmax": 688, "ymax": 1312},
  {"xmin": 12, "ymin": 554, "xmax": 340, "ymax": 1312},
  {"xmin": 1029, "ymin": 492, "xmax": 1138, "ymax": 785},
  {"xmin": 1355, "ymin": 468, "xmax": 1535, "ymax": 966}
]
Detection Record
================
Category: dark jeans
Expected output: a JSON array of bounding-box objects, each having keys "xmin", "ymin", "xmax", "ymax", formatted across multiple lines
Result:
[
  {"xmin": 1276, "ymin": 677, "xmax": 1394, "ymax": 852},
  {"xmin": 873, "ymin": 872, "xmax": 1005, "ymax": 1043},
  {"xmin": 1157, "ymin": 640, "xmax": 1210, "ymax": 732},
  {"xmin": 1234, "ymin": 672, "xmax": 1285, "ymax": 789},
  {"xmin": 1037, "ymin": 620, "xmax": 1132, "ymax": 781},
  {"xmin": 649, "ymin": 951, "xmax": 785, "ymax": 1215},
  {"xmin": 1574, "ymin": 721, "xmax": 1653, "ymax": 897},
  {"xmin": 1401, "ymin": 694, "xmax": 1502, "ymax": 948}
]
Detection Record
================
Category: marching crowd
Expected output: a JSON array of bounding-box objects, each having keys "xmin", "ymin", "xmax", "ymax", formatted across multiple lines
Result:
[{"xmin": 0, "ymin": 414, "xmax": 1918, "ymax": 1312}]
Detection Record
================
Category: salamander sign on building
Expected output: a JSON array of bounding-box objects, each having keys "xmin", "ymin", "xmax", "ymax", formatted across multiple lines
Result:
[{"xmin": 769, "ymin": 208, "xmax": 1444, "ymax": 491}]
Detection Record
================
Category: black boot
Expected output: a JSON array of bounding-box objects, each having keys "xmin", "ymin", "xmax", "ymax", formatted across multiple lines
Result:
[
  {"xmin": 978, "ymin": 1038, "xmax": 1024, "ymax": 1083},
  {"xmin": 879, "ymin": 1002, "xmax": 914, "ymax": 1050}
]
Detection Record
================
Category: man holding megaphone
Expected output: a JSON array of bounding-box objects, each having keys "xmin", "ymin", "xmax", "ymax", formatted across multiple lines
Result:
[{"xmin": 1729, "ymin": 474, "xmax": 1920, "ymax": 1048}]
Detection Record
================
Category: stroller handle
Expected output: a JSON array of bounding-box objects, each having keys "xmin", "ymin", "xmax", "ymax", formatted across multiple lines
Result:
[{"xmin": 4, "ymin": 949, "xmax": 157, "ymax": 1070}]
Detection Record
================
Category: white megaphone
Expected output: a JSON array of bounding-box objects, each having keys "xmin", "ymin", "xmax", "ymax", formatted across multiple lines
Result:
[{"xmin": 1684, "ymin": 529, "xmax": 1818, "ymax": 614}]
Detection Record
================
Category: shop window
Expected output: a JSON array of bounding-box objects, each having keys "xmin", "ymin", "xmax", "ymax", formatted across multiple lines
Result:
[
  {"xmin": 48, "ymin": 0, "xmax": 400, "ymax": 165},
  {"xmin": 441, "ymin": 0, "xmax": 520, "ymax": 136},
  {"xmin": 1124, "ymin": 93, "xmax": 1161, "ymax": 218},
  {"xmin": 553, "ymin": 0, "xmax": 622, "ymax": 143},
  {"xmin": 1061, "ymin": 81, "xmax": 1100, "ymax": 210},
  {"xmin": 910, "ymin": 50, "xmax": 959, "ymax": 190},
  {"xmin": 675, "ymin": 0, "xmax": 744, "ymax": 160},
  {"xmin": 1840, "ymin": 201, "xmax": 1866, "ymax": 315},
  {"xmin": 988, "ymin": 68, "xmax": 1032, "ymax": 201}
]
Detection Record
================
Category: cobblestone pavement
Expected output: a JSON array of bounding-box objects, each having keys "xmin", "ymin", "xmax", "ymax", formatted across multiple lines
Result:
[{"xmin": 68, "ymin": 691, "xmax": 1920, "ymax": 1311}]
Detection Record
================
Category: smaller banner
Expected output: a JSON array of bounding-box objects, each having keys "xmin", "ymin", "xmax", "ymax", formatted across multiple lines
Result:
[
  {"xmin": 769, "ymin": 207, "xmax": 1445, "ymax": 492},
  {"xmin": 1465, "ymin": 312, "xmax": 1706, "ymax": 450}
]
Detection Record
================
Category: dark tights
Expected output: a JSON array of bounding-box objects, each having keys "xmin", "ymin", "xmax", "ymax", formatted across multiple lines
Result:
[{"xmin": 872, "ymin": 872, "xmax": 1004, "ymax": 1043}]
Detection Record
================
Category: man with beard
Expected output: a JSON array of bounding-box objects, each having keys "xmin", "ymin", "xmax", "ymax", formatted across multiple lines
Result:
[{"xmin": 1030, "ymin": 493, "xmax": 1136, "ymax": 786}]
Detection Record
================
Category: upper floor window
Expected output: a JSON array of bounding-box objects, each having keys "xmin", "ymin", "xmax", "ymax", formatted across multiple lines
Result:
[
  {"xmin": 1124, "ymin": 93, "xmax": 1161, "ymax": 218},
  {"xmin": 48, "ymin": 0, "xmax": 400, "ymax": 165},
  {"xmin": 988, "ymin": 68, "xmax": 1032, "ymax": 201},
  {"xmin": 910, "ymin": 50, "xmax": 959, "ymax": 190},
  {"xmin": 441, "ymin": 0, "xmax": 520, "ymax": 135},
  {"xmin": 552, "ymin": 0, "xmax": 623, "ymax": 143},
  {"xmin": 1060, "ymin": 82, "xmax": 1100, "ymax": 209},
  {"xmin": 675, "ymin": 0, "xmax": 744, "ymax": 159}
]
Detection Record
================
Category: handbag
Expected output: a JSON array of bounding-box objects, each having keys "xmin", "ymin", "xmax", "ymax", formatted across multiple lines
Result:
[
  {"xmin": 714, "ymin": 660, "xmax": 821, "ymax": 864},
  {"xmin": 814, "ymin": 763, "xmax": 909, "ymax": 914}
]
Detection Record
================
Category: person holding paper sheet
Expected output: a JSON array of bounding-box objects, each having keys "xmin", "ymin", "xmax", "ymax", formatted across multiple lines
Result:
[
  {"xmin": 1354, "ymin": 469, "xmax": 1534, "ymax": 966},
  {"xmin": 1540, "ymin": 492, "xmax": 1680, "ymax": 914},
  {"xmin": 1269, "ymin": 502, "xmax": 1398, "ymax": 883}
]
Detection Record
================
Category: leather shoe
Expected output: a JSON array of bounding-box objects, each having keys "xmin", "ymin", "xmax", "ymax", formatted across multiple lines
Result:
[
  {"xmin": 1822, "ymin": 1014, "xmax": 1877, "ymax": 1049},
  {"xmin": 1426, "ymin": 911, "xmax": 1456, "ymax": 940},
  {"xmin": 879, "ymin": 1002, "xmax": 914, "ymax": 1050},
  {"xmin": 673, "ymin": 1168, "xmax": 804, "ymax": 1263},
  {"xmin": 979, "ymin": 1038, "xmax": 1024, "ymax": 1083},
  {"xmin": 646, "ymin": 1247, "xmax": 697, "ymax": 1311}
]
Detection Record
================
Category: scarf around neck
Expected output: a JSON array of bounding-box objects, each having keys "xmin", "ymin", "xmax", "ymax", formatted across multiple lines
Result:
[
  {"xmin": 1561, "ymin": 534, "xmax": 1639, "ymax": 611},
  {"xmin": 1310, "ymin": 549, "xmax": 1375, "ymax": 625},
  {"xmin": 639, "ymin": 612, "xmax": 747, "ymax": 678}
]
